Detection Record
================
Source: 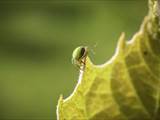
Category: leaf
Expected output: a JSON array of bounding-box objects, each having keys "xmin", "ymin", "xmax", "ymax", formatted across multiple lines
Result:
[{"xmin": 57, "ymin": 0, "xmax": 160, "ymax": 119}]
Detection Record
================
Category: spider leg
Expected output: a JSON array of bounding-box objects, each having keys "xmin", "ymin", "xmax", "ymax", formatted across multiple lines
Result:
[
  {"xmin": 81, "ymin": 60, "xmax": 86, "ymax": 65},
  {"xmin": 80, "ymin": 59, "xmax": 86, "ymax": 71}
]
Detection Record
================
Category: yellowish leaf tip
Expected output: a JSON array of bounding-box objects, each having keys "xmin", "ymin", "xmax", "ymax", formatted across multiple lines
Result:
[
  {"xmin": 117, "ymin": 32, "xmax": 126, "ymax": 54},
  {"xmin": 56, "ymin": 94, "xmax": 64, "ymax": 120}
]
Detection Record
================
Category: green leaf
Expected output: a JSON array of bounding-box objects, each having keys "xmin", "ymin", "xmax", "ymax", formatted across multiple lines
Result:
[{"xmin": 57, "ymin": 0, "xmax": 160, "ymax": 119}]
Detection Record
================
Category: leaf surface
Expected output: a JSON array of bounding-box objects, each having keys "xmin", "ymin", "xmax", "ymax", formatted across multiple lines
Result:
[{"xmin": 57, "ymin": 1, "xmax": 160, "ymax": 119}]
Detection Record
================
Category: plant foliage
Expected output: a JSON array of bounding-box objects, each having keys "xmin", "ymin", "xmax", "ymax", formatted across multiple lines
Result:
[{"xmin": 57, "ymin": 0, "xmax": 160, "ymax": 119}]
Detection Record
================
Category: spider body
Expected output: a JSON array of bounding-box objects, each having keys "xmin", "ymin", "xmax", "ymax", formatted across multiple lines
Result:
[{"xmin": 72, "ymin": 46, "xmax": 88, "ymax": 70}]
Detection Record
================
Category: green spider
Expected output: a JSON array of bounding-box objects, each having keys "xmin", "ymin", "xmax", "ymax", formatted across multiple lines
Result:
[{"xmin": 72, "ymin": 46, "xmax": 88, "ymax": 70}]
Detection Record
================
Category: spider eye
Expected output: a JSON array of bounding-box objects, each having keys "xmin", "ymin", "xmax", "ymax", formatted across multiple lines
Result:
[{"xmin": 80, "ymin": 47, "xmax": 85, "ymax": 58}]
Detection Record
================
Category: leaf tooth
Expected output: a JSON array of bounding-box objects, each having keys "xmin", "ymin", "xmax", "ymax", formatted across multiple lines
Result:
[
  {"xmin": 117, "ymin": 32, "xmax": 126, "ymax": 55},
  {"xmin": 124, "ymin": 33, "xmax": 143, "ymax": 68},
  {"xmin": 57, "ymin": 95, "xmax": 64, "ymax": 120}
]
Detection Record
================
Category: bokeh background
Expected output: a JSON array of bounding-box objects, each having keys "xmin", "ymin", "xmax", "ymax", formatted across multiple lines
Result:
[{"xmin": 0, "ymin": 0, "xmax": 147, "ymax": 120}]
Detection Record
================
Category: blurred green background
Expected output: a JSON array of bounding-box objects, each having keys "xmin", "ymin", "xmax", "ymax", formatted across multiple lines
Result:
[{"xmin": 0, "ymin": 0, "xmax": 147, "ymax": 120}]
